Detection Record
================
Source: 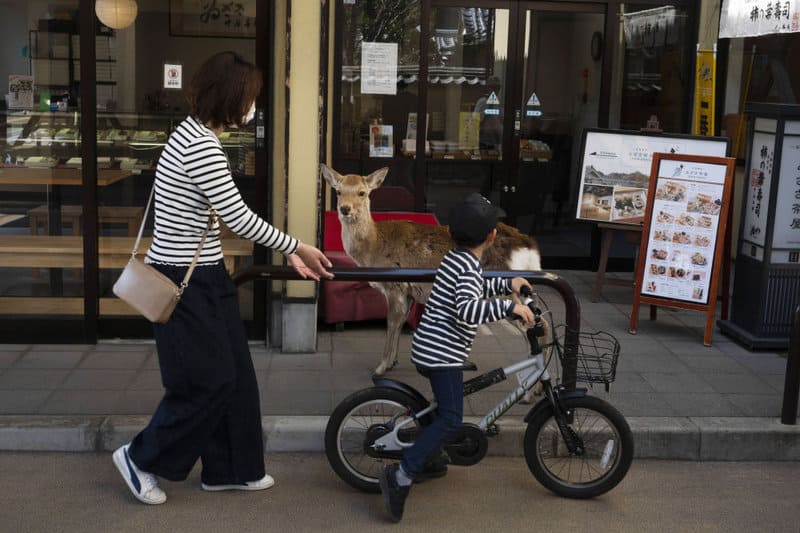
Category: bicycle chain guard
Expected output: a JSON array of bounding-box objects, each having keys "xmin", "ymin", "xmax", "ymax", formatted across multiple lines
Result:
[{"xmin": 444, "ymin": 423, "xmax": 488, "ymax": 466}]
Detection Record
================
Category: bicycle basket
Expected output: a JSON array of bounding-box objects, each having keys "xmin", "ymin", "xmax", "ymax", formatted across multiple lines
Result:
[{"xmin": 552, "ymin": 325, "xmax": 620, "ymax": 386}]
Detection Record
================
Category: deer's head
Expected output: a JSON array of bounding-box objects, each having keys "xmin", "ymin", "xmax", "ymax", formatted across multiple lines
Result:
[{"xmin": 321, "ymin": 164, "xmax": 388, "ymax": 224}]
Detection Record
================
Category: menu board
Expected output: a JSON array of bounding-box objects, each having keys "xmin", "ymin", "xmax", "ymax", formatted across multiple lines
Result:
[
  {"xmin": 575, "ymin": 129, "xmax": 729, "ymax": 225},
  {"xmin": 641, "ymin": 159, "xmax": 726, "ymax": 304},
  {"xmin": 630, "ymin": 153, "xmax": 735, "ymax": 346}
]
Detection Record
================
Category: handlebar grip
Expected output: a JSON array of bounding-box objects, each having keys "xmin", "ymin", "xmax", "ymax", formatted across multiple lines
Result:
[{"xmin": 520, "ymin": 285, "xmax": 533, "ymax": 298}]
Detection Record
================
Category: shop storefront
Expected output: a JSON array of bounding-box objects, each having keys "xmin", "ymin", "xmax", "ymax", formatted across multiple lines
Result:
[
  {"xmin": 329, "ymin": 0, "xmax": 700, "ymax": 269},
  {"xmin": 0, "ymin": 0, "xmax": 300, "ymax": 343},
  {"xmin": 0, "ymin": 0, "xmax": 708, "ymax": 346},
  {"xmin": 716, "ymin": 0, "xmax": 800, "ymax": 347}
]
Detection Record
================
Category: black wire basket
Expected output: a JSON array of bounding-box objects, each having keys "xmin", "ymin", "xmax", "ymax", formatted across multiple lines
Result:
[{"xmin": 551, "ymin": 326, "xmax": 620, "ymax": 387}]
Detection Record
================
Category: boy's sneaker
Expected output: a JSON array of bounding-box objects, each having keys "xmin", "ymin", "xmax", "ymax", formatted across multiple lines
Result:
[
  {"xmin": 112, "ymin": 443, "xmax": 166, "ymax": 505},
  {"xmin": 201, "ymin": 473, "xmax": 275, "ymax": 492},
  {"xmin": 379, "ymin": 464, "xmax": 410, "ymax": 522}
]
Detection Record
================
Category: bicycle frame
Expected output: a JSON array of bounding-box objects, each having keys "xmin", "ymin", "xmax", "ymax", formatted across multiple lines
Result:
[{"xmin": 372, "ymin": 352, "xmax": 552, "ymax": 452}]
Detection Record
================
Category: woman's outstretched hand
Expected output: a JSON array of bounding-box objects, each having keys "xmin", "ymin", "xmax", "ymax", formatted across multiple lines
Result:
[{"xmin": 287, "ymin": 243, "xmax": 334, "ymax": 281}]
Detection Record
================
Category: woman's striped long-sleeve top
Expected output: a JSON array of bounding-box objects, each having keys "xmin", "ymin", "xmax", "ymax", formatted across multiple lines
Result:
[
  {"xmin": 411, "ymin": 248, "xmax": 513, "ymax": 368},
  {"xmin": 146, "ymin": 116, "xmax": 298, "ymax": 266}
]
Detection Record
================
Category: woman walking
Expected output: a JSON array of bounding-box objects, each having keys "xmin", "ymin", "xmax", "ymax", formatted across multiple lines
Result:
[{"xmin": 112, "ymin": 51, "xmax": 332, "ymax": 504}]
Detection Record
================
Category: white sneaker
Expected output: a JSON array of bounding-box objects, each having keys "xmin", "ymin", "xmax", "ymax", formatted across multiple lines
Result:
[
  {"xmin": 201, "ymin": 473, "xmax": 275, "ymax": 492},
  {"xmin": 112, "ymin": 443, "xmax": 167, "ymax": 505}
]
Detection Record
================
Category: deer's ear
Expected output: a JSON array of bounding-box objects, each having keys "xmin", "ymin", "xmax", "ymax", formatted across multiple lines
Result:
[
  {"xmin": 320, "ymin": 164, "xmax": 341, "ymax": 190},
  {"xmin": 366, "ymin": 167, "xmax": 389, "ymax": 190}
]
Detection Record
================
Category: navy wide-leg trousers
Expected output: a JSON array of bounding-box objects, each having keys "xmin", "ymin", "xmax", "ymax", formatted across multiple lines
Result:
[{"xmin": 128, "ymin": 263, "xmax": 265, "ymax": 485}]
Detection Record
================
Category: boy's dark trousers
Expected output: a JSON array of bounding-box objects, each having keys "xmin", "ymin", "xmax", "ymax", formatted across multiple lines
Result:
[
  {"xmin": 401, "ymin": 367, "xmax": 464, "ymax": 478},
  {"xmin": 128, "ymin": 263, "xmax": 266, "ymax": 485}
]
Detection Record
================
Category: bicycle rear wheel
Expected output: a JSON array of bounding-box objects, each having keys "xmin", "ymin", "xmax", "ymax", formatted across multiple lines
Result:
[
  {"xmin": 523, "ymin": 396, "xmax": 633, "ymax": 498},
  {"xmin": 324, "ymin": 387, "xmax": 426, "ymax": 493}
]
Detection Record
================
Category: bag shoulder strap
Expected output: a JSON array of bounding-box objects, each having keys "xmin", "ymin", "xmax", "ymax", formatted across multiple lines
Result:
[{"xmin": 131, "ymin": 183, "xmax": 214, "ymax": 293}]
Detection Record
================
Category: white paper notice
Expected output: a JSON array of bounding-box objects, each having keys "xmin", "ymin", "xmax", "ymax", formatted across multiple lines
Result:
[
  {"xmin": 361, "ymin": 42, "xmax": 398, "ymax": 95},
  {"xmin": 163, "ymin": 63, "xmax": 183, "ymax": 90}
]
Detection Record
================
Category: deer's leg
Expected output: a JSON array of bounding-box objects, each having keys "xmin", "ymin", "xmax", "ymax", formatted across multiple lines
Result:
[{"xmin": 375, "ymin": 291, "xmax": 410, "ymax": 375}]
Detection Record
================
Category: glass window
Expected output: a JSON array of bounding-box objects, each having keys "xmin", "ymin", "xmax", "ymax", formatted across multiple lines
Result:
[
  {"xmin": 0, "ymin": 3, "xmax": 82, "ymax": 320},
  {"xmin": 613, "ymin": 5, "xmax": 691, "ymax": 133},
  {"xmin": 335, "ymin": 0, "xmax": 420, "ymax": 208},
  {"xmin": 95, "ymin": 4, "xmax": 258, "ymax": 325},
  {"xmin": 425, "ymin": 6, "xmax": 508, "ymax": 223}
]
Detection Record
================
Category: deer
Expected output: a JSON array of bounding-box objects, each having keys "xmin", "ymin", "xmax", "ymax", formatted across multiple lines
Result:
[{"xmin": 321, "ymin": 164, "xmax": 547, "ymax": 381}]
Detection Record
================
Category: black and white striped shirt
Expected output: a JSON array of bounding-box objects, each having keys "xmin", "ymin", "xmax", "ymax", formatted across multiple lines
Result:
[
  {"xmin": 411, "ymin": 248, "xmax": 513, "ymax": 368},
  {"xmin": 146, "ymin": 116, "xmax": 298, "ymax": 266}
]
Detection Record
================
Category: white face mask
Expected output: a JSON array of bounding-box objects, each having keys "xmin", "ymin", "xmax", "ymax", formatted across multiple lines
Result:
[{"xmin": 243, "ymin": 103, "xmax": 256, "ymax": 124}]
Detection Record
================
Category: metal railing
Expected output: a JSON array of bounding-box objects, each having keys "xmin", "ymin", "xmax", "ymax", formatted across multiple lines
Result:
[
  {"xmin": 782, "ymin": 305, "xmax": 800, "ymax": 425},
  {"xmin": 233, "ymin": 265, "xmax": 582, "ymax": 385}
]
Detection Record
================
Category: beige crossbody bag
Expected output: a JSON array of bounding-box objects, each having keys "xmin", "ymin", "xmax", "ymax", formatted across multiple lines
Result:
[{"xmin": 113, "ymin": 185, "xmax": 214, "ymax": 323}]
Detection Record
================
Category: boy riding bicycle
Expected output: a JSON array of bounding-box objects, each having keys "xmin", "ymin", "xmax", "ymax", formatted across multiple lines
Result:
[{"xmin": 379, "ymin": 193, "xmax": 535, "ymax": 522}]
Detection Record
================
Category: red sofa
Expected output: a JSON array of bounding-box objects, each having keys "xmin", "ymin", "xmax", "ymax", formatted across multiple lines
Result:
[{"xmin": 321, "ymin": 210, "xmax": 439, "ymax": 328}]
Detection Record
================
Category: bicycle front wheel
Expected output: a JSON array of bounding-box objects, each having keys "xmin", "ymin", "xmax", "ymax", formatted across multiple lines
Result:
[
  {"xmin": 325, "ymin": 387, "xmax": 426, "ymax": 493},
  {"xmin": 523, "ymin": 396, "xmax": 633, "ymax": 498}
]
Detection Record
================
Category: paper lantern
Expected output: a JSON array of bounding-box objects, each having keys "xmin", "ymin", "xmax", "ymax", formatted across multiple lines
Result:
[{"xmin": 95, "ymin": 0, "xmax": 138, "ymax": 30}]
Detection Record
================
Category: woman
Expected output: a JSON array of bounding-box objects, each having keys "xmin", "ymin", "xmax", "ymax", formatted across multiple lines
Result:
[{"xmin": 112, "ymin": 51, "xmax": 333, "ymax": 505}]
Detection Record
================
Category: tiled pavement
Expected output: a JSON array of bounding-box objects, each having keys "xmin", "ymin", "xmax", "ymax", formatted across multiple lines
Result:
[{"xmin": 0, "ymin": 270, "xmax": 798, "ymax": 459}]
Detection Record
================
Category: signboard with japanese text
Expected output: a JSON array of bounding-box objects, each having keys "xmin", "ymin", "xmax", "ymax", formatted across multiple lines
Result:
[
  {"xmin": 741, "ymin": 125, "xmax": 776, "ymax": 255},
  {"xmin": 719, "ymin": 0, "xmax": 800, "ymax": 38},
  {"xmin": 169, "ymin": 0, "xmax": 255, "ymax": 38},
  {"xmin": 622, "ymin": 6, "xmax": 678, "ymax": 48},
  {"xmin": 693, "ymin": 48, "xmax": 716, "ymax": 136},
  {"xmin": 772, "ymin": 127, "xmax": 800, "ymax": 251},
  {"xmin": 630, "ymin": 153, "xmax": 736, "ymax": 346},
  {"xmin": 575, "ymin": 129, "xmax": 730, "ymax": 226}
]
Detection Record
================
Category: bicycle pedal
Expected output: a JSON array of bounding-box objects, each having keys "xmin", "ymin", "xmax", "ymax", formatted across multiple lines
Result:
[{"xmin": 487, "ymin": 424, "xmax": 500, "ymax": 437}]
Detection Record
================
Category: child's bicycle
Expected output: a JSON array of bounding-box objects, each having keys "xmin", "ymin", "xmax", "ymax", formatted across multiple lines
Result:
[{"xmin": 325, "ymin": 283, "xmax": 634, "ymax": 499}]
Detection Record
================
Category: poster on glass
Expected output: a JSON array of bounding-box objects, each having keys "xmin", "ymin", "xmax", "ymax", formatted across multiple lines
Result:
[{"xmin": 575, "ymin": 129, "xmax": 729, "ymax": 225}]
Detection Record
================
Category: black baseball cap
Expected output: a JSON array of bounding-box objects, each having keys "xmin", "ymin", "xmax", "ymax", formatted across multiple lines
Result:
[{"xmin": 448, "ymin": 193, "xmax": 506, "ymax": 245}]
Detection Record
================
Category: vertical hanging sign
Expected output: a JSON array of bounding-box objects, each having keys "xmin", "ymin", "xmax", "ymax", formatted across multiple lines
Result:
[{"xmin": 693, "ymin": 45, "xmax": 716, "ymax": 136}]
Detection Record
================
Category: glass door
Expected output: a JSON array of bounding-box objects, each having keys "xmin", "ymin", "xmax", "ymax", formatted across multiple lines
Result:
[
  {"xmin": 423, "ymin": 1, "xmax": 606, "ymax": 266},
  {"xmin": 424, "ymin": 3, "xmax": 513, "ymax": 225},
  {"xmin": 508, "ymin": 2, "xmax": 606, "ymax": 264}
]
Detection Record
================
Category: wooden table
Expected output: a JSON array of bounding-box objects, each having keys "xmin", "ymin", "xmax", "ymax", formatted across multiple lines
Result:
[
  {"xmin": 0, "ymin": 166, "xmax": 132, "ymax": 186},
  {"xmin": 0, "ymin": 235, "xmax": 254, "ymax": 316},
  {"xmin": 0, "ymin": 167, "xmax": 134, "ymax": 293}
]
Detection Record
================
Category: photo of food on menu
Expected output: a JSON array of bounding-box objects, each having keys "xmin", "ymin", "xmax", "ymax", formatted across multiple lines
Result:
[{"xmin": 642, "ymin": 175, "xmax": 723, "ymax": 305}]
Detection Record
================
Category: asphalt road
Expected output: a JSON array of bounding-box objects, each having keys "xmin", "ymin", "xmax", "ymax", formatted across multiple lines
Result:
[{"xmin": 2, "ymin": 453, "xmax": 799, "ymax": 532}]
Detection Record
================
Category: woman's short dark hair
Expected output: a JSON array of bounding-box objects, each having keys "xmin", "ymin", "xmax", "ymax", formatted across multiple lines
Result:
[{"xmin": 187, "ymin": 51, "xmax": 262, "ymax": 129}]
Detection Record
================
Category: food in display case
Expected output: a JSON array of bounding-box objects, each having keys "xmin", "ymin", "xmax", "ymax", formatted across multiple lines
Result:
[{"xmin": 23, "ymin": 156, "xmax": 58, "ymax": 167}]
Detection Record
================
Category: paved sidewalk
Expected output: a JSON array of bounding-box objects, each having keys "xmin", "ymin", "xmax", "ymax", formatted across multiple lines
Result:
[{"xmin": 1, "ymin": 270, "xmax": 799, "ymax": 459}]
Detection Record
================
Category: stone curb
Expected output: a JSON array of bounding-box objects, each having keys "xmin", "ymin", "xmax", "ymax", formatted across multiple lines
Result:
[{"xmin": 1, "ymin": 415, "xmax": 799, "ymax": 461}]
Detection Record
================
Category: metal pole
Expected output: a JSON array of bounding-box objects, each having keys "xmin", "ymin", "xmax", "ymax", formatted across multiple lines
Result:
[
  {"xmin": 781, "ymin": 305, "xmax": 800, "ymax": 425},
  {"xmin": 233, "ymin": 266, "xmax": 581, "ymax": 386}
]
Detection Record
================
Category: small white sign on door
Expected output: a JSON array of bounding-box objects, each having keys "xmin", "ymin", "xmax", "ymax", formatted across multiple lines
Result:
[{"xmin": 164, "ymin": 63, "xmax": 183, "ymax": 90}]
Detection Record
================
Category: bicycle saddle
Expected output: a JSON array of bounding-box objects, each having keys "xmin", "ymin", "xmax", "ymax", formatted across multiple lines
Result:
[{"xmin": 416, "ymin": 361, "xmax": 478, "ymax": 377}]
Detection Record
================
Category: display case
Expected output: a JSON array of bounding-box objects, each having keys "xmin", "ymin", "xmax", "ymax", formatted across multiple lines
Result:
[{"xmin": 1, "ymin": 110, "xmax": 256, "ymax": 176}]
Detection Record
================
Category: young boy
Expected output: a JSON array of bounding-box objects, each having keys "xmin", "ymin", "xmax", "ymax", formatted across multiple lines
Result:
[{"xmin": 379, "ymin": 193, "xmax": 535, "ymax": 522}]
